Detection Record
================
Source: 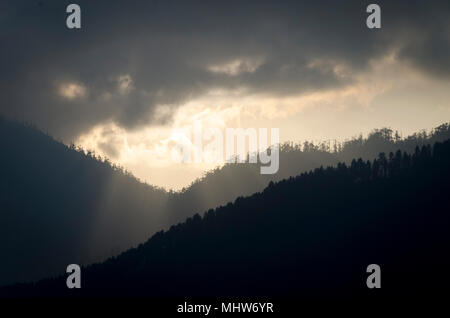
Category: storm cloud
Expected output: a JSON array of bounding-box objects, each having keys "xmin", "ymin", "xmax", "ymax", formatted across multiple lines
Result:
[{"xmin": 1, "ymin": 0, "xmax": 449, "ymax": 140}]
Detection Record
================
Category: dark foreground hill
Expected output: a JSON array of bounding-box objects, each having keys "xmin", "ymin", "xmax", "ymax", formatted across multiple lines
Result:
[
  {"xmin": 0, "ymin": 117, "xmax": 170, "ymax": 286},
  {"xmin": 2, "ymin": 115, "xmax": 450, "ymax": 287},
  {"xmin": 0, "ymin": 117, "xmax": 336, "ymax": 286},
  {"xmin": 4, "ymin": 139, "xmax": 450, "ymax": 299},
  {"xmin": 1, "ymin": 116, "xmax": 450, "ymax": 288}
]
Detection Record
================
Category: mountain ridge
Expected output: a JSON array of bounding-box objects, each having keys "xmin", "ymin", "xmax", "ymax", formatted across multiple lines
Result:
[
  {"xmin": 3, "ymin": 137, "xmax": 449, "ymax": 298},
  {"xmin": 1, "ymin": 116, "xmax": 449, "ymax": 286}
]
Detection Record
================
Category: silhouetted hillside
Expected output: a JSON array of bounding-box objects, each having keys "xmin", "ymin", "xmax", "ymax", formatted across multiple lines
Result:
[
  {"xmin": 1, "ymin": 116, "xmax": 449, "ymax": 287},
  {"xmin": 0, "ymin": 117, "xmax": 170, "ymax": 286},
  {"xmin": 167, "ymin": 124, "xmax": 450, "ymax": 225},
  {"xmin": 4, "ymin": 138, "xmax": 449, "ymax": 299},
  {"xmin": 166, "ymin": 147, "xmax": 338, "ymax": 226}
]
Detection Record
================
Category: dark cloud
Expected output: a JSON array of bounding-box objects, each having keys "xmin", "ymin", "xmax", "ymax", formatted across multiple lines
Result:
[{"xmin": 1, "ymin": 0, "xmax": 449, "ymax": 140}]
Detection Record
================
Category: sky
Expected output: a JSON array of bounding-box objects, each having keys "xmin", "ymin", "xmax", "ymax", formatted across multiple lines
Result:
[{"xmin": 1, "ymin": 0, "xmax": 450, "ymax": 190}]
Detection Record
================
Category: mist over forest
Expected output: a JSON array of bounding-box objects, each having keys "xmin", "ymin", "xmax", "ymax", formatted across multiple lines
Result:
[
  {"xmin": 1, "ymin": 116, "xmax": 449, "ymax": 287},
  {"xmin": 2, "ymin": 122, "xmax": 450, "ymax": 299}
]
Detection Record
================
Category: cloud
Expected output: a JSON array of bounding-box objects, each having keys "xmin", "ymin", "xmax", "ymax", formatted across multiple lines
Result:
[
  {"xmin": 207, "ymin": 57, "xmax": 264, "ymax": 76},
  {"xmin": 116, "ymin": 75, "xmax": 134, "ymax": 96},
  {"xmin": 58, "ymin": 82, "xmax": 87, "ymax": 100},
  {"xmin": 0, "ymin": 0, "xmax": 449, "ymax": 141}
]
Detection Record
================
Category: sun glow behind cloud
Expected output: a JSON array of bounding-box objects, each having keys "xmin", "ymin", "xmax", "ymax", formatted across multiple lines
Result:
[
  {"xmin": 75, "ymin": 53, "xmax": 450, "ymax": 190},
  {"xmin": 58, "ymin": 82, "xmax": 87, "ymax": 100}
]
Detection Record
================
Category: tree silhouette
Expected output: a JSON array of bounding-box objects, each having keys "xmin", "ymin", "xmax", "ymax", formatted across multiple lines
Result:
[
  {"xmin": 2, "ymin": 137, "xmax": 449, "ymax": 300},
  {"xmin": 1, "ymin": 116, "xmax": 450, "ymax": 288}
]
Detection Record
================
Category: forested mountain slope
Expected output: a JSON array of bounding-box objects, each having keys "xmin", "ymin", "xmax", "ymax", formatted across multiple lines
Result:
[
  {"xmin": 4, "ymin": 139, "xmax": 449, "ymax": 299},
  {"xmin": 1, "ymin": 116, "xmax": 449, "ymax": 287}
]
